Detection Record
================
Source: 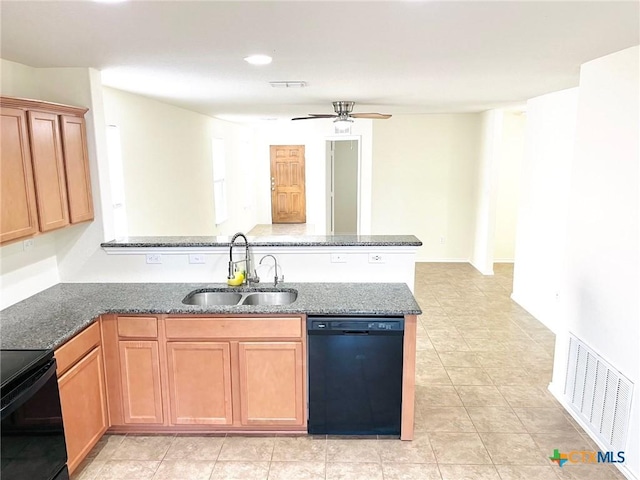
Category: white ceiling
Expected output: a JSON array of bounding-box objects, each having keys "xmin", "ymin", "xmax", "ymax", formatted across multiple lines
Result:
[{"xmin": 1, "ymin": 1, "xmax": 638, "ymax": 122}]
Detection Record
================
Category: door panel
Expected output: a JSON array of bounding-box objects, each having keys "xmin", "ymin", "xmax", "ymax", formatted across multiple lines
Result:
[
  {"xmin": 270, "ymin": 145, "xmax": 306, "ymax": 223},
  {"xmin": 118, "ymin": 341, "xmax": 163, "ymax": 424},
  {"xmin": 60, "ymin": 115, "xmax": 94, "ymax": 224},
  {"xmin": 58, "ymin": 346, "xmax": 108, "ymax": 473},
  {"xmin": 0, "ymin": 107, "xmax": 39, "ymax": 243},
  {"xmin": 237, "ymin": 342, "xmax": 304, "ymax": 426},
  {"xmin": 27, "ymin": 110, "xmax": 69, "ymax": 231},
  {"xmin": 166, "ymin": 342, "xmax": 233, "ymax": 425}
]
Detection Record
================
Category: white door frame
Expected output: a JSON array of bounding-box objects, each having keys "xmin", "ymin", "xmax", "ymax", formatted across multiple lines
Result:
[{"xmin": 325, "ymin": 135, "xmax": 361, "ymax": 235}]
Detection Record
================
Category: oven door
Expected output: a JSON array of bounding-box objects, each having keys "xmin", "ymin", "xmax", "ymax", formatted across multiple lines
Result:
[{"xmin": 1, "ymin": 359, "xmax": 68, "ymax": 480}]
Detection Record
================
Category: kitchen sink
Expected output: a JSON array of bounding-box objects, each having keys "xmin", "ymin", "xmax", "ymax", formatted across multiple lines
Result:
[
  {"xmin": 241, "ymin": 291, "xmax": 298, "ymax": 306},
  {"xmin": 182, "ymin": 289, "xmax": 298, "ymax": 307},
  {"xmin": 182, "ymin": 291, "xmax": 243, "ymax": 306}
]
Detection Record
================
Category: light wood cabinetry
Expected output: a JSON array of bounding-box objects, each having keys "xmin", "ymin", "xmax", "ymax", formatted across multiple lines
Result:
[
  {"xmin": 27, "ymin": 110, "xmax": 69, "ymax": 231},
  {"xmin": 54, "ymin": 323, "xmax": 108, "ymax": 475},
  {"xmin": 0, "ymin": 107, "xmax": 39, "ymax": 243},
  {"xmin": 238, "ymin": 342, "xmax": 304, "ymax": 426},
  {"xmin": 0, "ymin": 96, "xmax": 94, "ymax": 245},
  {"xmin": 119, "ymin": 341, "xmax": 164, "ymax": 424},
  {"xmin": 102, "ymin": 314, "xmax": 306, "ymax": 432},
  {"xmin": 60, "ymin": 115, "xmax": 94, "ymax": 223},
  {"xmin": 166, "ymin": 342, "xmax": 233, "ymax": 425}
]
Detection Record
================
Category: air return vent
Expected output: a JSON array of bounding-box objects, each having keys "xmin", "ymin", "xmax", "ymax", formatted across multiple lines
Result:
[{"xmin": 564, "ymin": 334, "xmax": 633, "ymax": 451}]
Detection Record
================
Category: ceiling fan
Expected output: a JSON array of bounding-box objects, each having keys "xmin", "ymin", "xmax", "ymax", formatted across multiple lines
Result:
[{"xmin": 292, "ymin": 101, "xmax": 392, "ymax": 122}]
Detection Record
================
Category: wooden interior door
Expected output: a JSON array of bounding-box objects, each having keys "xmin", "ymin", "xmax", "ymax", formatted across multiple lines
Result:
[{"xmin": 270, "ymin": 145, "xmax": 306, "ymax": 223}]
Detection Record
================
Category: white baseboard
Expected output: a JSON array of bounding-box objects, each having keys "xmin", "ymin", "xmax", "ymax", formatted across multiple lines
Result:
[{"xmin": 548, "ymin": 382, "xmax": 637, "ymax": 480}]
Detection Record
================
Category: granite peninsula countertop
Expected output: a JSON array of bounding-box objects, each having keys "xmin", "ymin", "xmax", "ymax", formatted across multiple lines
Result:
[
  {"xmin": 101, "ymin": 234, "xmax": 422, "ymax": 249},
  {"xmin": 0, "ymin": 282, "xmax": 422, "ymax": 350}
]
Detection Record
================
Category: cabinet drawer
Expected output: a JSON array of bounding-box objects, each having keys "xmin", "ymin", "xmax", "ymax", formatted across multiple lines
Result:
[
  {"xmin": 55, "ymin": 322, "xmax": 101, "ymax": 376},
  {"xmin": 118, "ymin": 316, "xmax": 158, "ymax": 338},
  {"xmin": 165, "ymin": 317, "xmax": 302, "ymax": 340}
]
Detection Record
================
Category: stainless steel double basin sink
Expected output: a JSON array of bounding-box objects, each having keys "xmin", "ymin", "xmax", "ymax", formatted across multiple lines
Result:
[{"xmin": 182, "ymin": 288, "xmax": 298, "ymax": 307}]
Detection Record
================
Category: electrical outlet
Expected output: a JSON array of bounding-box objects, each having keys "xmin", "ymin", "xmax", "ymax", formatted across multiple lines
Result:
[
  {"xmin": 368, "ymin": 253, "xmax": 385, "ymax": 264},
  {"xmin": 189, "ymin": 254, "xmax": 205, "ymax": 264},
  {"xmin": 146, "ymin": 254, "xmax": 162, "ymax": 264},
  {"xmin": 23, "ymin": 239, "xmax": 34, "ymax": 251},
  {"xmin": 330, "ymin": 253, "xmax": 347, "ymax": 263},
  {"xmin": 439, "ymin": 236, "xmax": 446, "ymax": 244}
]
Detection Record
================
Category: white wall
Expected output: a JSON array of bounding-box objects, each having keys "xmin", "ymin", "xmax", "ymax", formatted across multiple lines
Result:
[
  {"xmin": 252, "ymin": 120, "xmax": 374, "ymax": 235},
  {"xmin": 550, "ymin": 46, "xmax": 639, "ymax": 480},
  {"xmin": 0, "ymin": 60, "xmax": 104, "ymax": 307},
  {"xmin": 470, "ymin": 110, "xmax": 503, "ymax": 274},
  {"xmin": 493, "ymin": 112, "xmax": 525, "ymax": 262},
  {"xmin": 371, "ymin": 114, "xmax": 481, "ymax": 262},
  {"xmin": 511, "ymin": 88, "xmax": 578, "ymax": 332},
  {"xmin": 102, "ymin": 88, "xmax": 256, "ymax": 236}
]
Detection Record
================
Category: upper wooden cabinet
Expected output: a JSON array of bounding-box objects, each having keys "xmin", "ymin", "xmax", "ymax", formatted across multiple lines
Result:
[
  {"xmin": 0, "ymin": 107, "xmax": 39, "ymax": 243},
  {"xmin": 28, "ymin": 110, "xmax": 69, "ymax": 231},
  {"xmin": 60, "ymin": 115, "xmax": 94, "ymax": 223},
  {"xmin": 0, "ymin": 96, "xmax": 94, "ymax": 245}
]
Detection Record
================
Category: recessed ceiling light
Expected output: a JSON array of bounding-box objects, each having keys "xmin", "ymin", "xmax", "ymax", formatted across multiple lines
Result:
[{"xmin": 244, "ymin": 54, "xmax": 272, "ymax": 66}]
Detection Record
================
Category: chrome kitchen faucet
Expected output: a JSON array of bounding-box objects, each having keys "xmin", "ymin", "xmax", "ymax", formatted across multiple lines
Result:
[{"xmin": 228, "ymin": 232, "xmax": 259, "ymax": 285}]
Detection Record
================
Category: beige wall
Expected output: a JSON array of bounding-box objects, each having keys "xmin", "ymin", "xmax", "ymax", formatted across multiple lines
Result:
[
  {"xmin": 494, "ymin": 112, "xmax": 526, "ymax": 261},
  {"xmin": 371, "ymin": 114, "xmax": 481, "ymax": 261},
  {"xmin": 103, "ymin": 87, "xmax": 256, "ymax": 236}
]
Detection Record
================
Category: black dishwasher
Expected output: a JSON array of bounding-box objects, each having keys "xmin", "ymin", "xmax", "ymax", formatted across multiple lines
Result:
[{"xmin": 307, "ymin": 316, "xmax": 404, "ymax": 436}]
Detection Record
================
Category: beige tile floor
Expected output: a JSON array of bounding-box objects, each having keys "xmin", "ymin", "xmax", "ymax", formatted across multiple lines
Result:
[{"xmin": 72, "ymin": 263, "xmax": 626, "ymax": 480}]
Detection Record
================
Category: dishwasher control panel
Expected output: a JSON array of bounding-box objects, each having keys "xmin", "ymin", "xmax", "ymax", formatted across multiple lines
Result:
[{"xmin": 308, "ymin": 316, "xmax": 404, "ymax": 332}]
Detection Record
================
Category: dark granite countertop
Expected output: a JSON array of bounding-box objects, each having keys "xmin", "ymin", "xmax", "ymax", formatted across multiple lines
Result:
[
  {"xmin": 101, "ymin": 235, "xmax": 422, "ymax": 248},
  {"xmin": 0, "ymin": 282, "xmax": 421, "ymax": 350}
]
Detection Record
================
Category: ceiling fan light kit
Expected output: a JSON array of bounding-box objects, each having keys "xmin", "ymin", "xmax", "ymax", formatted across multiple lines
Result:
[{"xmin": 292, "ymin": 101, "xmax": 391, "ymax": 131}]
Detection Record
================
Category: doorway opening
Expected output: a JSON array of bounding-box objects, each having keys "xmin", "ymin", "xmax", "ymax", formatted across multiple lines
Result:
[{"xmin": 326, "ymin": 138, "xmax": 360, "ymax": 235}]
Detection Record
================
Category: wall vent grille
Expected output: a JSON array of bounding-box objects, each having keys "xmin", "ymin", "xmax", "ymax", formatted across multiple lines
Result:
[{"xmin": 564, "ymin": 333, "xmax": 633, "ymax": 451}]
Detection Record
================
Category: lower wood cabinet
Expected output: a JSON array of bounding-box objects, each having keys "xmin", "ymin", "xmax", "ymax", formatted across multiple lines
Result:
[
  {"xmin": 238, "ymin": 342, "xmax": 304, "ymax": 426},
  {"xmin": 102, "ymin": 314, "xmax": 306, "ymax": 432},
  {"xmin": 166, "ymin": 342, "xmax": 233, "ymax": 425},
  {"xmin": 118, "ymin": 340, "xmax": 164, "ymax": 424},
  {"xmin": 55, "ymin": 323, "xmax": 107, "ymax": 475}
]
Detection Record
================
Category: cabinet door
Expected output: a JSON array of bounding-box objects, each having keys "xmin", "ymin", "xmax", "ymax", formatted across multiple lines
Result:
[
  {"xmin": 238, "ymin": 342, "xmax": 304, "ymax": 426},
  {"xmin": 60, "ymin": 115, "xmax": 94, "ymax": 223},
  {"xmin": 27, "ymin": 110, "xmax": 69, "ymax": 231},
  {"xmin": 119, "ymin": 341, "xmax": 163, "ymax": 424},
  {"xmin": 58, "ymin": 346, "xmax": 108, "ymax": 474},
  {"xmin": 0, "ymin": 107, "xmax": 39, "ymax": 243},
  {"xmin": 166, "ymin": 342, "xmax": 233, "ymax": 425}
]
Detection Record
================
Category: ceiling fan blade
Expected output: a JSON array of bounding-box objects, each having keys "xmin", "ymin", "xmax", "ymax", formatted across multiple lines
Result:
[
  {"xmin": 309, "ymin": 114, "xmax": 338, "ymax": 118},
  {"xmin": 350, "ymin": 113, "xmax": 392, "ymax": 119},
  {"xmin": 291, "ymin": 114, "xmax": 336, "ymax": 121}
]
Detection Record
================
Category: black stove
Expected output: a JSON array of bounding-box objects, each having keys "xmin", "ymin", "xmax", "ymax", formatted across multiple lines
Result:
[
  {"xmin": 1, "ymin": 349, "xmax": 69, "ymax": 480},
  {"xmin": 1, "ymin": 349, "xmax": 53, "ymax": 389}
]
